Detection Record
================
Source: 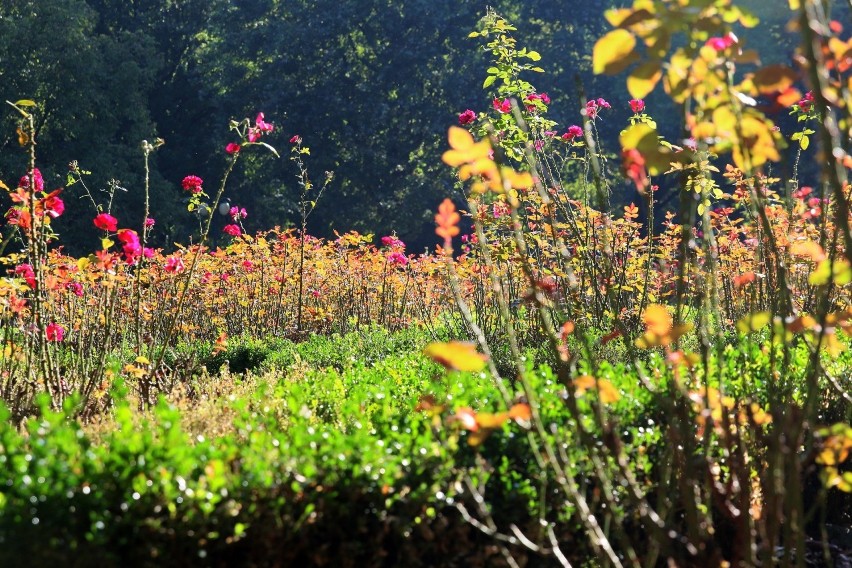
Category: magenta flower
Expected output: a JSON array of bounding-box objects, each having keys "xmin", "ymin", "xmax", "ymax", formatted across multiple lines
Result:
[
  {"xmin": 15, "ymin": 264, "xmax": 36, "ymax": 288},
  {"xmin": 458, "ymin": 109, "xmax": 477, "ymax": 125},
  {"xmin": 225, "ymin": 143, "xmax": 241, "ymax": 154},
  {"xmin": 492, "ymin": 202, "xmax": 510, "ymax": 219},
  {"xmin": 66, "ymin": 282, "xmax": 83, "ymax": 297},
  {"xmin": 223, "ymin": 224, "xmax": 242, "ymax": 237},
  {"xmin": 629, "ymin": 99, "xmax": 645, "ymax": 113},
  {"xmin": 492, "ymin": 98, "xmax": 512, "ymax": 114},
  {"xmin": 93, "ymin": 213, "xmax": 118, "ymax": 232},
  {"xmin": 585, "ymin": 100, "xmax": 598, "ymax": 119},
  {"xmin": 290, "ymin": 135, "xmax": 302, "ymax": 144},
  {"xmin": 796, "ymin": 91, "xmax": 815, "ymax": 113},
  {"xmin": 19, "ymin": 168, "xmax": 44, "ymax": 192},
  {"xmin": 144, "ymin": 217, "xmax": 156, "ymax": 228},
  {"xmin": 705, "ymin": 33, "xmax": 736, "ymax": 51},
  {"xmin": 381, "ymin": 235, "xmax": 405, "ymax": 249},
  {"xmin": 182, "ymin": 175, "xmax": 203, "ymax": 194},
  {"xmin": 164, "ymin": 256, "xmax": 185, "ymax": 274},
  {"xmin": 255, "ymin": 112, "xmax": 274, "ymax": 133},
  {"xmin": 562, "ymin": 125, "xmax": 583, "ymax": 140},
  {"xmin": 46, "ymin": 323, "xmax": 65, "ymax": 342},
  {"xmin": 37, "ymin": 190, "xmax": 65, "ymax": 219},
  {"xmin": 117, "ymin": 229, "xmax": 142, "ymax": 263},
  {"xmin": 229, "ymin": 206, "xmax": 247, "ymax": 221},
  {"xmin": 525, "ymin": 92, "xmax": 551, "ymax": 105},
  {"xmin": 387, "ymin": 251, "xmax": 409, "ymax": 266}
]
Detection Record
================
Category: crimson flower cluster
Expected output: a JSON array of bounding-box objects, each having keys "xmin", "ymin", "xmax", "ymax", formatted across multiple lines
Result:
[
  {"xmin": 584, "ymin": 98, "xmax": 610, "ymax": 120},
  {"xmin": 795, "ymin": 91, "xmax": 815, "ymax": 114},
  {"xmin": 182, "ymin": 175, "xmax": 204, "ymax": 194},
  {"xmin": 458, "ymin": 109, "xmax": 477, "ymax": 125},
  {"xmin": 226, "ymin": 112, "xmax": 274, "ymax": 154},
  {"xmin": 524, "ymin": 92, "xmax": 550, "ymax": 112},
  {"xmin": 562, "ymin": 125, "xmax": 583, "ymax": 141},
  {"xmin": 705, "ymin": 33, "xmax": 737, "ymax": 52},
  {"xmin": 629, "ymin": 99, "xmax": 645, "ymax": 114},
  {"xmin": 492, "ymin": 98, "xmax": 512, "ymax": 114}
]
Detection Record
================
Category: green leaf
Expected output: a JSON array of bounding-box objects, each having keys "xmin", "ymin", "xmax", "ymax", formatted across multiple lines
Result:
[
  {"xmin": 526, "ymin": 50, "xmax": 541, "ymax": 61},
  {"xmin": 483, "ymin": 75, "xmax": 497, "ymax": 89},
  {"xmin": 799, "ymin": 136, "xmax": 809, "ymax": 150},
  {"xmin": 14, "ymin": 99, "xmax": 37, "ymax": 107}
]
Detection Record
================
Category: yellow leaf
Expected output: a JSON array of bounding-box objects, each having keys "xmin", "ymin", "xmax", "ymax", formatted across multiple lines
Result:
[
  {"xmin": 593, "ymin": 30, "xmax": 638, "ymax": 75},
  {"xmin": 135, "ymin": 356, "xmax": 151, "ymax": 365},
  {"xmin": 467, "ymin": 428, "xmax": 494, "ymax": 447},
  {"xmin": 736, "ymin": 311, "xmax": 772, "ymax": 333},
  {"xmin": 424, "ymin": 341, "xmax": 487, "ymax": 372},
  {"xmin": 101, "ymin": 238, "xmax": 114, "ymax": 250},
  {"xmin": 833, "ymin": 260, "xmax": 852, "ymax": 285},
  {"xmin": 475, "ymin": 411, "xmax": 510, "ymax": 429},
  {"xmin": 448, "ymin": 126, "xmax": 474, "ymax": 150},
  {"xmin": 604, "ymin": 8, "xmax": 633, "ymax": 27},
  {"xmin": 809, "ymin": 260, "xmax": 832, "ymax": 286},
  {"xmin": 627, "ymin": 60, "xmax": 662, "ymax": 99},
  {"xmin": 822, "ymin": 331, "xmax": 846, "ymax": 358}
]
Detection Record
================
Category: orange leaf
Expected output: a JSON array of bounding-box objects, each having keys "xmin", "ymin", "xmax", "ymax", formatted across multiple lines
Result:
[
  {"xmin": 643, "ymin": 304, "xmax": 672, "ymax": 337},
  {"xmin": 508, "ymin": 403, "xmax": 532, "ymax": 422},
  {"xmin": 790, "ymin": 240, "xmax": 827, "ymax": 262},
  {"xmin": 212, "ymin": 332, "xmax": 228, "ymax": 355},
  {"xmin": 733, "ymin": 272, "xmax": 756, "ymax": 288},
  {"xmin": 574, "ymin": 376, "xmax": 621, "ymax": 404},
  {"xmin": 434, "ymin": 198, "xmax": 461, "ymax": 243}
]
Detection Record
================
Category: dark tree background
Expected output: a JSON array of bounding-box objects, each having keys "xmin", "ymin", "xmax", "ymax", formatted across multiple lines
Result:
[{"xmin": 0, "ymin": 0, "xmax": 813, "ymax": 254}]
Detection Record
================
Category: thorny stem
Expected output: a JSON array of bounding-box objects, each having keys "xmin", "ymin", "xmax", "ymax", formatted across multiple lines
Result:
[{"xmin": 151, "ymin": 153, "xmax": 240, "ymax": 388}]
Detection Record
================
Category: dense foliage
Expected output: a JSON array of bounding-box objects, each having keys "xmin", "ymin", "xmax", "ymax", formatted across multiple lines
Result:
[{"xmin": 1, "ymin": 0, "xmax": 851, "ymax": 566}]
